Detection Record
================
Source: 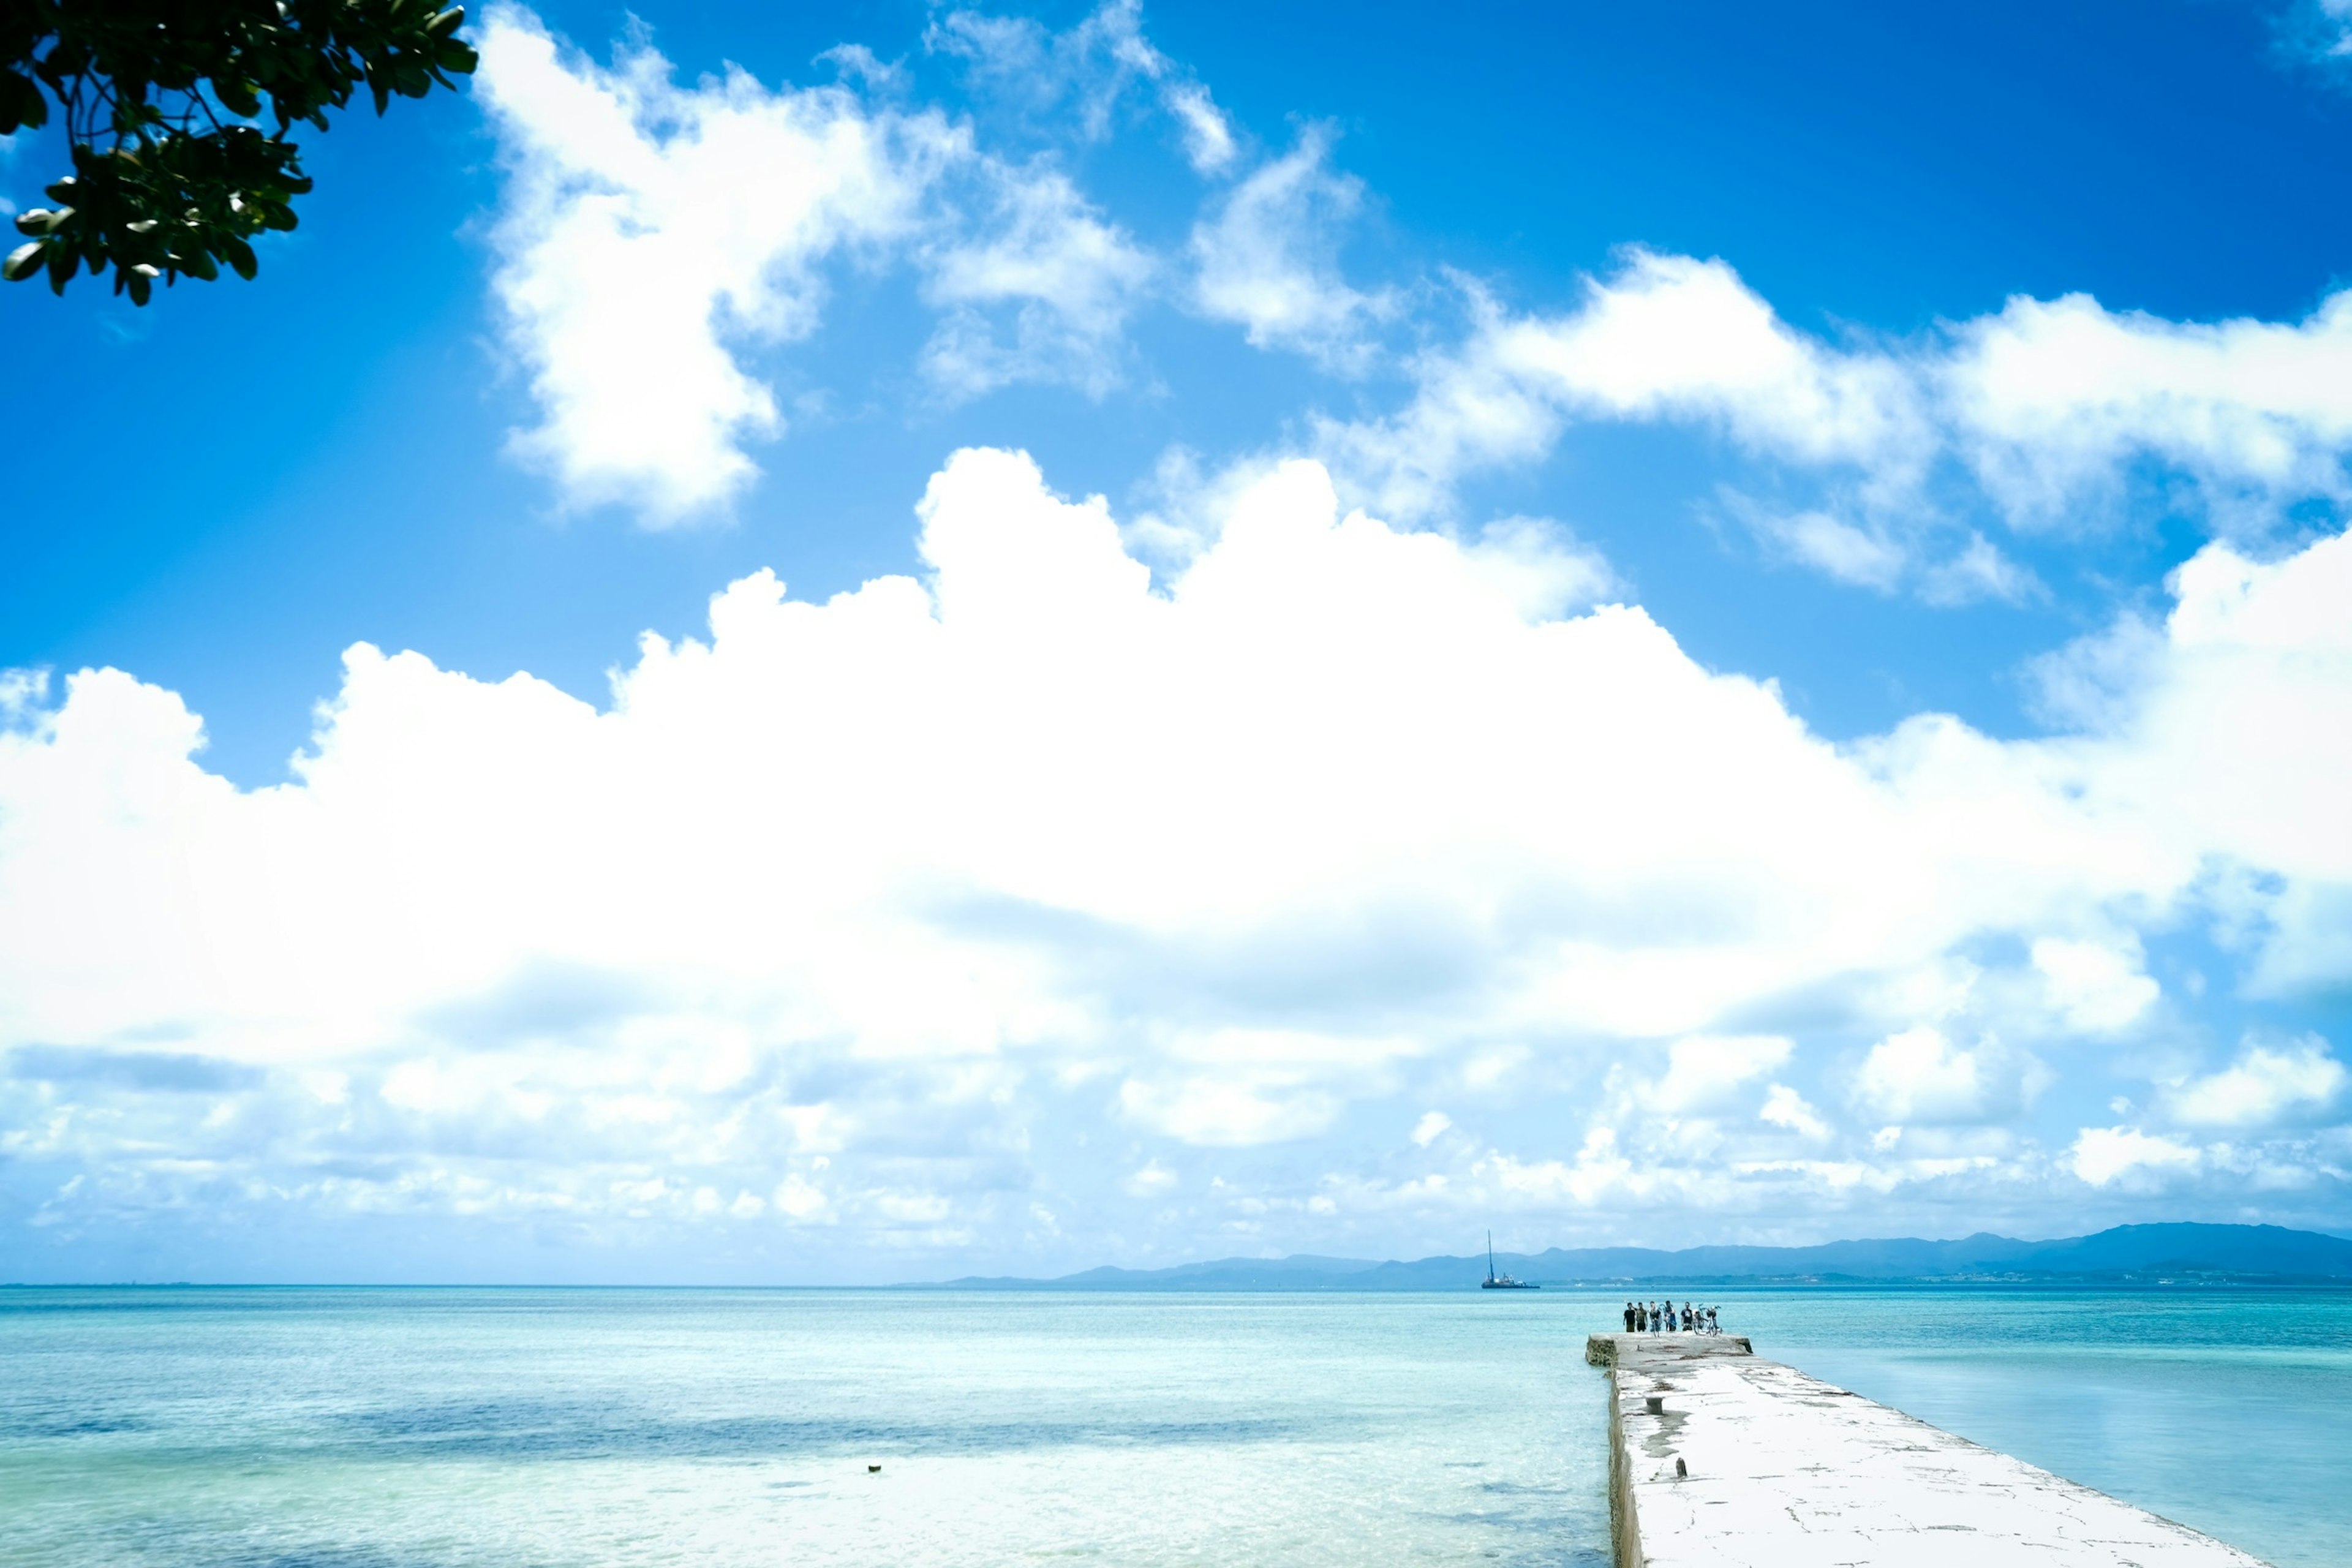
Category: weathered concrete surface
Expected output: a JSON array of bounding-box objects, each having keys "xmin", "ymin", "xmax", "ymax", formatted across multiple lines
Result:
[{"xmin": 1585, "ymin": 1333, "xmax": 2267, "ymax": 1568}]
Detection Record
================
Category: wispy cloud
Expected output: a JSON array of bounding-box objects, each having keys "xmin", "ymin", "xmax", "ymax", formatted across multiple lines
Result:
[
  {"xmin": 1317, "ymin": 249, "xmax": 2352, "ymax": 600},
  {"xmin": 926, "ymin": 0, "xmax": 1234, "ymax": 170},
  {"xmin": 919, "ymin": 160, "xmax": 1155, "ymax": 400},
  {"xmin": 1188, "ymin": 126, "xmax": 1394, "ymax": 372}
]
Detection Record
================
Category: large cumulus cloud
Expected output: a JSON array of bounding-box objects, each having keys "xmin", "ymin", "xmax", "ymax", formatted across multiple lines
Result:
[{"xmin": 2, "ymin": 452, "xmax": 2347, "ymax": 1277}]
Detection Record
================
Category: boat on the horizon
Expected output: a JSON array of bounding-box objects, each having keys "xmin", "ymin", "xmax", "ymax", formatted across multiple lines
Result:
[{"xmin": 1480, "ymin": 1231, "xmax": 1539, "ymax": 1289}]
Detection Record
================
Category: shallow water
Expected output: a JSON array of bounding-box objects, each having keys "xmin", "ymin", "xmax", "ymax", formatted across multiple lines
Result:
[{"xmin": 0, "ymin": 1286, "xmax": 2343, "ymax": 1567}]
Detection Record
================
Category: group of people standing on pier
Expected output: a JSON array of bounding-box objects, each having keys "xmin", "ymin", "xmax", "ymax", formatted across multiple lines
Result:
[{"xmin": 1622, "ymin": 1299, "xmax": 1718, "ymax": 1334}]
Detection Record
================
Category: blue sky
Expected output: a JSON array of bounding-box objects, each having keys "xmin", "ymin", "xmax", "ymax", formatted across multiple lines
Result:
[{"xmin": 3, "ymin": 0, "xmax": 2350, "ymax": 1282}]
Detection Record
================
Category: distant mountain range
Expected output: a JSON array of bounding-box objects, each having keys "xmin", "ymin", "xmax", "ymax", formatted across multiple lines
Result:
[{"xmin": 938, "ymin": 1223, "xmax": 2352, "ymax": 1289}]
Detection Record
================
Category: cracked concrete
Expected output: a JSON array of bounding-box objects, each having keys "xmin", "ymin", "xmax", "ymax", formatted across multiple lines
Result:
[{"xmin": 1585, "ymin": 1333, "xmax": 2269, "ymax": 1567}]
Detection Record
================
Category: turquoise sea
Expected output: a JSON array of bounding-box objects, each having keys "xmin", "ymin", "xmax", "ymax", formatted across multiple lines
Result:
[{"xmin": 2, "ymin": 1286, "xmax": 2346, "ymax": 1567}]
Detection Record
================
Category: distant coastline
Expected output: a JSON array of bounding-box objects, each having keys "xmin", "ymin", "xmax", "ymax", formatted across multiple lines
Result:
[{"xmin": 928, "ymin": 1221, "xmax": 2352, "ymax": 1291}]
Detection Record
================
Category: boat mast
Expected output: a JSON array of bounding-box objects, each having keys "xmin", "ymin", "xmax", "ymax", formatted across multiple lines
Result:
[{"xmin": 1487, "ymin": 1230, "xmax": 1494, "ymax": 1283}]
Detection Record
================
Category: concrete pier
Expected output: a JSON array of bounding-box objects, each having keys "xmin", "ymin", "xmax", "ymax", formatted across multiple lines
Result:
[{"xmin": 1586, "ymin": 1333, "xmax": 2266, "ymax": 1567}]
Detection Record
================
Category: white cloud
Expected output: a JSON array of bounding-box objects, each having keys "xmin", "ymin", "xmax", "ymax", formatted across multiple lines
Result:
[
  {"xmin": 1460, "ymin": 516, "xmax": 1617, "ymax": 620},
  {"xmin": 1945, "ymin": 289, "xmax": 2352, "ymax": 528},
  {"xmin": 2070, "ymin": 1125, "xmax": 2202, "ymax": 1188},
  {"xmin": 920, "ymin": 161, "xmax": 1154, "ymax": 399},
  {"xmin": 1732, "ymin": 500, "xmax": 2040, "ymax": 607},
  {"xmin": 1742, "ymin": 505, "xmax": 1909, "ymax": 592},
  {"xmin": 2168, "ymin": 1036, "xmax": 2346, "ymax": 1129},
  {"xmin": 1851, "ymin": 1027, "xmax": 2010, "ymax": 1125},
  {"xmin": 4, "ymin": 451, "xmax": 2351, "ymax": 1260},
  {"xmin": 2048, "ymin": 532, "xmax": 2352, "ymax": 1000},
  {"xmin": 2288, "ymin": 0, "xmax": 2352, "ymax": 59},
  {"xmin": 1411, "ymin": 1111, "xmax": 1451, "ymax": 1147},
  {"xmin": 475, "ymin": 6, "xmax": 965, "ymax": 521},
  {"xmin": 0, "ymin": 667, "xmax": 47, "ymax": 720},
  {"xmin": 1119, "ymin": 1074, "xmax": 1341, "ymax": 1148},
  {"xmin": 1642, "ymin": 1036, "xmax": 1792, "ymax": 1115},
  {"xmin": 1189, "ymin": 128, "xmax": 1393, "ymax": 370},
  {"xmin": 2031, "ymin": 937, "xmax": 2160, "ymax": 1035},
  {"xmin": 774, "ymin": 1174, "xmax": 831, "ymax": 1219},
  {"xmin": 1759, "ymin": 1084, "xmax": 1831, "ymax": 1141},
  {"xmin": 1322, "ymin": 252, "xmax": 1931, "ymax": 526},
  {"xmin": 1319, "ymin": 249, "xmax": 2352, "ymax": 600},
  {"xmin": 927, "ymin": 1, "xmax": 1233, "ymax": 172},
  {"xmin": 1162, "ymin": 82, "xmax": 1236, "ymax": 175}
]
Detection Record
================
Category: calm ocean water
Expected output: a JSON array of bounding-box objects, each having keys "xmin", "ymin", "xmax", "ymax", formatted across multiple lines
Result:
[{"xmin": 0, "ymin": 1286, "xmax": 2345, "ymax": 1567}]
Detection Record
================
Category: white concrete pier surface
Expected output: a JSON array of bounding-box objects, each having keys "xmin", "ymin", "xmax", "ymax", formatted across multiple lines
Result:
[{"xmin": 1586, "ymin": 1333, "xmax": 2267, "ymax": 1567}]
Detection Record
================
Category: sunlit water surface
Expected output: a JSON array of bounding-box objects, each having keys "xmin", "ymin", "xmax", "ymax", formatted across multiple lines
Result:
[{"xmin": 1, "ymin": 1287, "xmax": 2344, "ymax": 1567}]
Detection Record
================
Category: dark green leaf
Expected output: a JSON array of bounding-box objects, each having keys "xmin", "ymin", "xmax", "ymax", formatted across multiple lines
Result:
[
  {"xmin": 6, "ymin": 0, "xmax": 477, "ymax": 299},
  {"xmin": 0, "ymin": 69, "xmax": 47, "ymax": 135}
]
